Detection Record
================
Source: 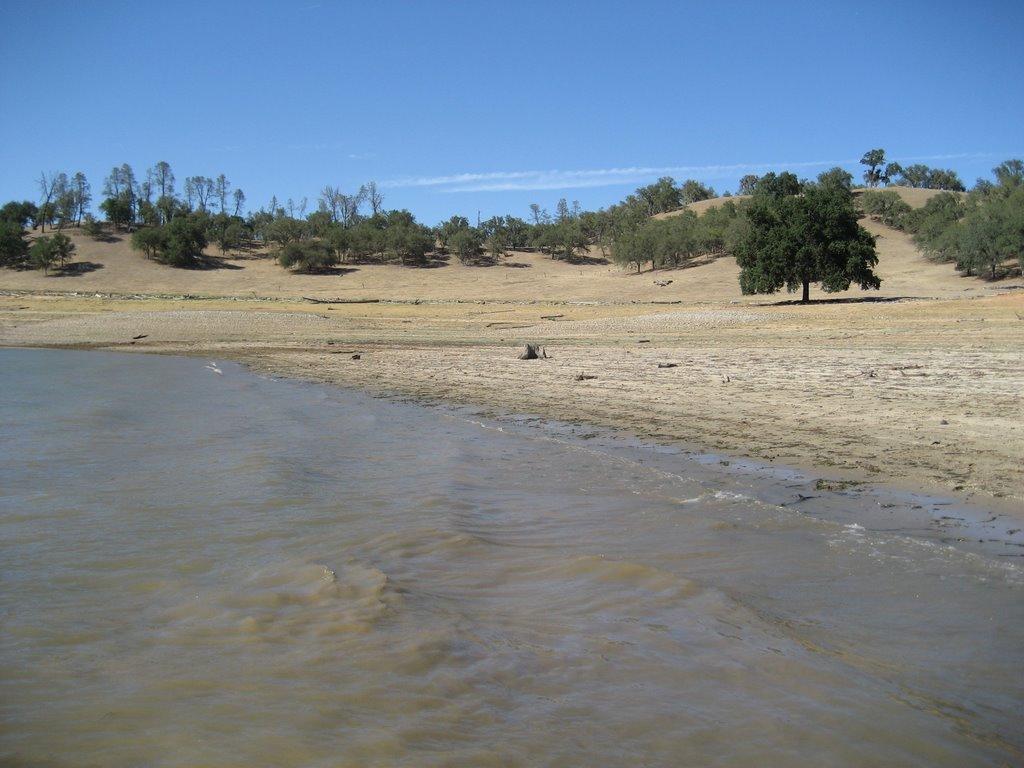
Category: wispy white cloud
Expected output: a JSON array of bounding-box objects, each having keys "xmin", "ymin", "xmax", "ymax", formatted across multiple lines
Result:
[{"xmin": 382, "ymin": 153, "xmax": 996, "ymax": 193}]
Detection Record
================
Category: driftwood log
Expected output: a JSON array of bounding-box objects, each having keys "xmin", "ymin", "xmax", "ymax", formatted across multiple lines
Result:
[{"xmin": 303, "ymin": 297, "xmax": 381, "ymax": 304}]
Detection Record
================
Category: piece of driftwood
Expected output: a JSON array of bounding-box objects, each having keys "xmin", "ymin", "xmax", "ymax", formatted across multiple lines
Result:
[
  {"xmin": 541, "ymin": 314, "xmax": 564, "ymax": 320},
  {"xmin": 518, "ymin": 344, "xmax": 547, "ymax": 360},
  {"xmin": 132, "ymin": 334, "xmax": 148, "ymax": 340},
  {"xmin": 575, "ymin": 374, "xmax": 597, "ymax": 381},
  {"xmin": 303, "ymin": 297, "xmax": 380, "ymax": 304},
  {"xmin": 657, "ymin": 362, "xmax": 678, "ymax": 368}
]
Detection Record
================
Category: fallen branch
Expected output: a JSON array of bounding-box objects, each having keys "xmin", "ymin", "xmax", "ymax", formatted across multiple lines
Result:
[{"xmin": 303, "ymin": 296, "xmax": 380, "ymax": 304}]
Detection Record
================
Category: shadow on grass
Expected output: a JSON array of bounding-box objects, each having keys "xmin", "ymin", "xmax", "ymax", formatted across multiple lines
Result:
[
  {"xmin": 406, "ymin": 256, "xmax": 450, "ymax": 269},
  {"xmin": 763, "ymin": 295, "xmax": 923, "ymax": 306},
  {"xmin": 339, "ymin": 253, "xmax": 451, "ymax": 269},
  {"xmin": 50, "ymin": 261, "xmax": 104, "ymax": 277},
  {"xmin": 181, "ymin": 255, "xmax": 245, "ymax": 271},
  {"xmin": 565, "ymin": 254, "xmax": 610, "ymax": 266},
  {"xmin": 456, "ymin": 254, "xmax": 508, "ymax": 268},
  {"xmin": 972, "ymin": 264, "xmax": 1023, "ymax": 281},
  {"xmin": 288, "ymin": 266, "xmax": 361, "ymax": 276}
]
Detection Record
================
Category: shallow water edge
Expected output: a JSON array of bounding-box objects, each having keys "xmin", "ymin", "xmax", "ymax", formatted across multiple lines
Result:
[
  {"xmin": 8, "ymin": 342, "xmax": 1024, "ymax": 556},
  {"xmin": 231, "ymin": 347, "xmax": 1024, "ymax": 559},
  {"xmin": 2, "ymin": 347, "xmax": 1021, "ymax": 767}
]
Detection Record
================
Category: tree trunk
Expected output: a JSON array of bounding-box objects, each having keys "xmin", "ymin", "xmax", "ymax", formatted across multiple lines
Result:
[{"xmin": 802, "ymin": 279, "xmax": 810, "ymax": 303}]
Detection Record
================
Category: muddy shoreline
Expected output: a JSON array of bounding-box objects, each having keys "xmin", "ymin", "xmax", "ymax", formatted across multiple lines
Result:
[{"xmin": 6, "ymin": 340, "xmax": 1024, "ymax": 559}]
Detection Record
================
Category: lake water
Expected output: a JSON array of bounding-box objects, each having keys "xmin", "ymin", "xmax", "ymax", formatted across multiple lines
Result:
[{"xmin": 1, "ymin": 348, "xmax": 1021, "ymax": 767}]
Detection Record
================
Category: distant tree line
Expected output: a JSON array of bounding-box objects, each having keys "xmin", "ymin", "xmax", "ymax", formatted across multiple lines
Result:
[
  {"xmin": 0, "ymin": 161, "xmax": 252, "ymax": 271},
  {"xmin": 857, "ymin": 148, "xmax": 965, "ymax": 191},
  {"xmin": 1, "ymin": 150, "xmax": 1020, "ymax": 296}
]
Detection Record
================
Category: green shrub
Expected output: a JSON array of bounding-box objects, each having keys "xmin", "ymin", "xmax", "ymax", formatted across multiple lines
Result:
[
  {"xmin": 909, "ymin": 192, "xmax": 966, "ymax": 261},
  {"xmin": 449, "ymin": 227, "xmax": 484, "ymax": 264},
  {"xmin": 130, "ymin": 216, "xmax": 208, "ymax": 267},
  {"xmin": 860, "ymin": 190, "xmax": 912, "ymax": 229},
  {"xmin": 0, "ymin": 221, "xmax": 29, "ymax": 268},
  {"xmin": 132, "ymin": 227, "xmax": 166, "ymax": 260},
  {"xmin": 277, "ymin": 240, "xmax": 338, "ymax": 273},
  {"xmin": 28, "ymin": 234, "xmax": 72, "ymax": 273},
  {"xmin": 82, "ymin": 214, "xmax": 105, "ymax": 239}
]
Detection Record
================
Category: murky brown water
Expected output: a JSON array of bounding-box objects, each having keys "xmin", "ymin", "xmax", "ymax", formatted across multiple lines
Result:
[{"xmin": 1, "ymin": 348, "xmax": 1021, "ymax": 767}]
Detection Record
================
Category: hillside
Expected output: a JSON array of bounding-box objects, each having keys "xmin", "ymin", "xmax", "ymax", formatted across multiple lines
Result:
[
  {"xmin": 654, "ymin": 186, "xmax": 959, "ymax": 219},
  {"xmin": 646, "ymin": 186, "xmax": 1015, "ymax": 300},
  {"xmin": 2, "ymin": 189, "xmax": 1019, "ymax": 304}
]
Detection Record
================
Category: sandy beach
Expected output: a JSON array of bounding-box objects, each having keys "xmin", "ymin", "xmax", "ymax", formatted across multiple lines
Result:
[{"xmin": 2, "ymin": 210, "xmax": 1022, "ymax": 509}]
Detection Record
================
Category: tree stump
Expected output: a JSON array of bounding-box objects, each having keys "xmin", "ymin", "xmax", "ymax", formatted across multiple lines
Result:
[{"xmin": 518, "ymin": 343, "xmax": 547, "ymax": 360}]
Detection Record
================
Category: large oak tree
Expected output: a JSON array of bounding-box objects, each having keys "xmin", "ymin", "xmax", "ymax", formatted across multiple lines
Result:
[{"xmin": 735, "ymin": 183, "xmax": 880, "ymax": 302}]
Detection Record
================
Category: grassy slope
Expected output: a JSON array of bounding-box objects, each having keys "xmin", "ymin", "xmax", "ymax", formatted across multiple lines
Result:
[{"xmin": 2, "ymin": 186, "xmax": 1018, "ymax": 304}]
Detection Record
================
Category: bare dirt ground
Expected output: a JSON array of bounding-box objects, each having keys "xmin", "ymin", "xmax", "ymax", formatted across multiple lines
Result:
[{"xmin": 2, "ymin": 195, "xmax": 1022, "ymax": 508}]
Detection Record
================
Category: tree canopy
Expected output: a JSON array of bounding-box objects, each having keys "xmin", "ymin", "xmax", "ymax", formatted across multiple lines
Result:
[
  {"xmin": 736, "ymin": 183, "xmax": 879, "ymax": 302},
  {"xmin": 0, "ymin": 221, "xmax": 29, "ymax": 268}
]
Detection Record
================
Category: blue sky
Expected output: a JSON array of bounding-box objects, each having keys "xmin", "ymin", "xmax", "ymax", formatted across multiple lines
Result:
[{"xmin": 1, "ymin": 0, "xmax": 1021, "ymax": 224}]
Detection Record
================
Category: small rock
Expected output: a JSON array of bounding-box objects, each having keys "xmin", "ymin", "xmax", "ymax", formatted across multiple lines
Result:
[
  {"xmin": 940, "ymin": 419, "xmax": 949, "ymax": 425},
  {"xmin": 351, "ymin": 354, "xmax": 361, "ymax": 360}
]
